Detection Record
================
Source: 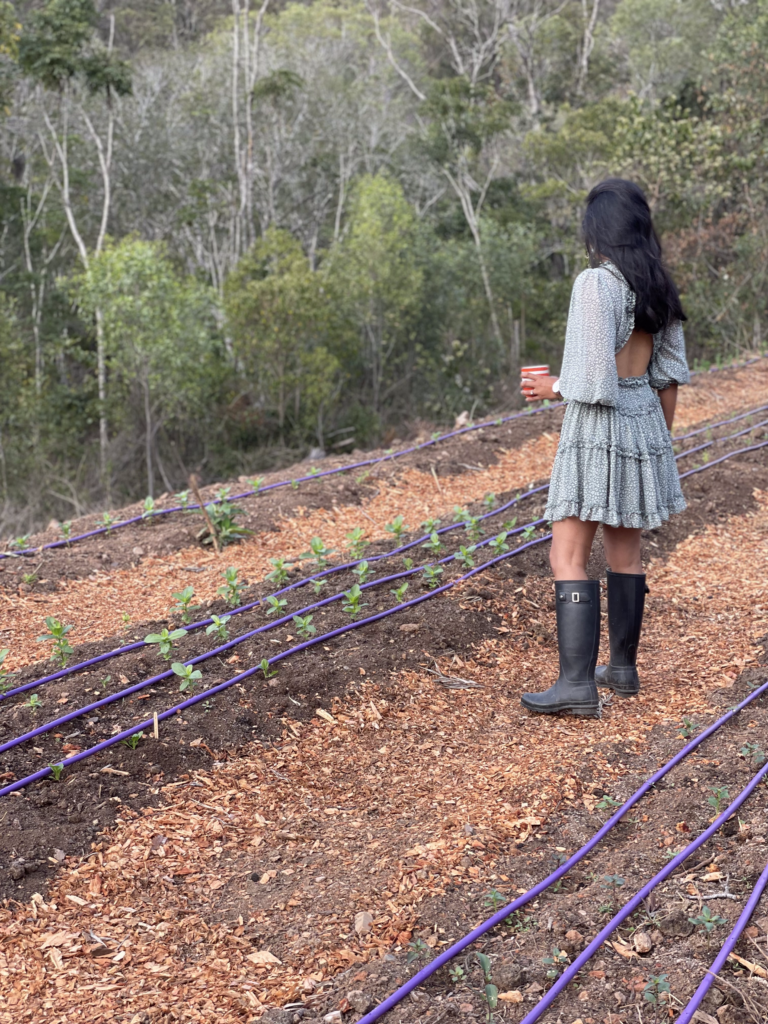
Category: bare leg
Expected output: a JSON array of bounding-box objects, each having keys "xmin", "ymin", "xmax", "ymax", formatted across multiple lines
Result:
[
  {"xmin": 550, "ymin": 517, "xmax": 599, "ymax": 580},
  {"xmin": 602, "ymin": 525, "xmax": 643, "ymax": 573}
]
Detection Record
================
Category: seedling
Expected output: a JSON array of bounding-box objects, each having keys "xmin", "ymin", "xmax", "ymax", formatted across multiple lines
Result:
[
  {"xmin": 249, "ymin": 476, "xmax": 265, "ymax": 493},
  {"xmin": 542, "ymin": 946, "xmax": 570, "ymax": 980},
  {"xmin": 171, "ymin": 586, "xmax": 199, "ymax": 624},
  {"xmin": 501, "ymin": 517, "xmax": 518, "ymax": 532},
  {"xmin": 406, "ymin": 936, "xmax": 432, "ymax": 966},
  {"xmin": 145, "ymin": 627, "xmax": 187, "ymax": 660},
  {"xmin": 100, "ymin": 675, "xmax": 111, "ymax": 690},
  {"xmin": 0, "ymin": 649, "xmax": 13, "ymax": 692},
  {"xmin": 454, "ymin": 544, "xmax": 476, "ymax": 568},
  {"xmin": 600, "ymin": 874, "xmax": 625, "ymax": 912},
  {"xmin": 740, "ymin": 741, "xmax": 766, "ymax": 765},
  {"xmin": 312, "ymin": 579, "xmax": 326, "ymax": 596},
  {"xmin": 48, "ymin": 762, "xmax": 64, "ymax": 781},
  {"xmin": 385, "ymin": 515, "xmax": 407, "ymax": 542},
  {"xmin": 142, "ymin": 496, "xmax": 156, "ymax": 519},
  {"xmin": 202, "ymin": 498, "xmax": 252, "ymax": 547},
  {"xmin": 521, "ymin": 524, "xmax": 537, "ymax": 541},
  {"xmin": 679, "ymin": 716, "xmax": 696, "ymax": 738},
  {"xmin": 452, "ymin": 505, "xmax": 470, "ymax": 524},
  {"xmin": 689, "ymin": 905, "xmax": 727, "ymax": 938},
  {"xmin": 595, "ymin": 794, "xmax": 621, "ymax": 812},
  {"xmin": 431, "ymin": 431, "xmax": 441, "ymax": 440},
  {"xmin": 352, "ymin": 560, "xmax": 374, "ymax": 584},
  {"xmin": 448, "ymin": 963, "xmax": 465, "ymax": 983},
  {"xmin": 205, "ymin": 614, "xmax": 231, "ymax": 640},
  {"xmin": 421, "ymin": 517, "xmax": 441, "ymax": 533},
  {"xmin": 488, "ymin": 532, "xmax": 509, "ymax": 555},
  {"xmin": 475, "ymin": 952, "xmax": 498, "ymax": 1020},
  {"xmin": 260, "ymin": 657, "xmax": 277, "ymax": 679},
  {"xmin": 345, "ymin": 527, "xmax": 368, "ymax": 559},
  {"xmin": 421, "ymin": 532, "xmax": 443, "ymax": 554},
  {"xmin": 265, "ymin": 557, "xmax": 290, "ymax": 587},
  {"xmin": 309, "ymin": 466, "xmax": 320, "ymax": 476},
  {"xmin": 9, "ymin": 534, "xmax": 30, "ymax": 551},
  {"xmin": 708, "ymin": 785, "xmax": 730, "ymax": 814},
  {"xmin": 215, "ymin": 486, "xmax": 231, "ymax": 502},
  {"xmin": 172, "ymin": 662, "xmax": 202, "ymax": 692},
  {"xmin": 342, "ymin": 583, "xmax": 367, "ymax": 618},
  {"xmin": 293, "ymin": 614, "xmax": 316, "ymax": 639},
  {"xmin": 463, "ymin": 515, "xmax": 484, "ymax": 542},
  {"xmin": 505, "ymin": 910, "xmax": 535, "ymax": 933},
  {"xmin": 643, "ymin": 974, "xmax": 671, "ymax": 1021},
  {"xmin": 23, "ymin": 693, "xmax": 43, "ymax": 711},
  {"xmin": 422, "ymin": 565, "xmax": 444, "ymax": 588},
  {"xmin": 483, "ymin": 888, "xmax": 506, "ymax": 912},
  {"xmin": 121, "ymin": 611, "xmax": 131, "ymax": 630},
  {"xmin": 22, "ymin": 572, "xmax": 38, "ymax": 585},
  {"xmin": 402, "ymin": 556, "xmax": 413, "ymax": 569},
  {"xmin": 483, "ymin": 493, "xmax": 496, "ymax": 511},
  {"xmin": 100, "ymin": 512, "xmax": 115, "ymax": 533},
  {"xmin": 36, "ymin": 617, "xmax": 74, "ymax": 667},
  {"xmin": 61, "ymin": 521, "xmax": 72, "ymax": 545},
  {"xmin": 391, "ymin": 582, "xmax": 409, "ymax": 603},
  {"xmin": 300, "ymin": 536, "xmax": 334, "ymax": 568},
  {"xmin": 290, "ymin": 479, "xmax": 299, "ymax": 490},
  {"xmin": 122, "ymin": 731, "xmax": 145, "ymax": 750},
  {"xmin": 265, "ymin": 595, "xmax": 288, "ymax": 617},
  {"xmin": 175, "ymin": 489, "xmax": 191, "ymax": 511},
  {"xmin": 219, "ymin": 566, "xmax": 245, "ymax": 606}
]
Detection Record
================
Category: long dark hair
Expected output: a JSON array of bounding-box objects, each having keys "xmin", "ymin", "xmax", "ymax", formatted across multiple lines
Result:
[{"xmin": 582, "ymin": 178, "xmax": 686, "ymax": 332}]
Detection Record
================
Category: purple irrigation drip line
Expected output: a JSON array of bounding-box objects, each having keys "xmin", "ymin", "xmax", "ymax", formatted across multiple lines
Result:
[
  {"xmin": 676, "ymin": 858, "xmax": 768, "ymax": 1024},
  {"xmin": 0, "ymin": 403, "xmax": 561, "ymax": 559},
  {"xmin": 0, "ymin": 484, "xmax": 549, "ymax": 701},
  {"xmin": 0, "ymin": 534, "xmax": 552, "ymax": 797},
  {"xmin": 355, "ymin": 677, "xmax": 768, "ymax": 1024},
  {"xmin": 675, "ymin": 416, "xmax": 768, "ymax": 461},
  {"xmin": 674, "ymin": 402, "xmax": 768, "ymax": 441},
  {"xmin": 4, "ymin": 349, "xmax": 767, "ymax": 560},
  {"xmin": 0, "ymin": 518, "xmax": 547, "ymax": 755},
  {"xmin": 519, "ymin": 760, "xmax": 768, "ymax": 1024},
  {"xmin": 679, "ymin": 438, "xmax": 768, "ymax": 480}
]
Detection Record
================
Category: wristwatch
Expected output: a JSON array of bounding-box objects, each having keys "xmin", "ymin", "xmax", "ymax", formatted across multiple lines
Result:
[{"xmin": 552, "ymin": 378, "xmax": 561, "ymax": 394}]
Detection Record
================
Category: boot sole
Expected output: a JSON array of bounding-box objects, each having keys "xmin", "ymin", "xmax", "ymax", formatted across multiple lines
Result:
[
  {"xmin": 596, "ymin": 682, "xmax": 639, "ymax": 698},
  {"xmin": 520, "ymin": 697, "xmax": 599, "ymax": 716}
]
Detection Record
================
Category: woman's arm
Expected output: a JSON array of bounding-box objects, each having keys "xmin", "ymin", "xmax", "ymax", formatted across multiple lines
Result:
[{"xmin": 658, "ymin": 382, "xmax": 678, "ymax": 431}]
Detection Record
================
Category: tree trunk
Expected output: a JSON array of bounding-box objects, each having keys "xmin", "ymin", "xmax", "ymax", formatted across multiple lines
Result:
[{"xmin": 143, "ymin": 367, "xmax": 154, "ymax": 497}]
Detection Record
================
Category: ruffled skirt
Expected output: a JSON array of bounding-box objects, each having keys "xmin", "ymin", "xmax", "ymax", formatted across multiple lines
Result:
[{"xmin": 544, "ymin": 374, "xmax": 686, "ymax": 530}]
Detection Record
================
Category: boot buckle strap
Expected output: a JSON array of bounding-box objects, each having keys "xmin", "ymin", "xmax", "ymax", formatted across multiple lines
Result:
[{"xmin": 572, "ymin": 592, "xmax": 580, "ymax": 602}]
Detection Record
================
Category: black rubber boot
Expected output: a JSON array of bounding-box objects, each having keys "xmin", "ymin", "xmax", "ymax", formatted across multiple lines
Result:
[
  {"xmin": 520, "ymin": 580, "xmax": 600, "ymax": 716},
  {"xmin": 594, "ymin": 569, "xmax": 647, "ymax": 698}
]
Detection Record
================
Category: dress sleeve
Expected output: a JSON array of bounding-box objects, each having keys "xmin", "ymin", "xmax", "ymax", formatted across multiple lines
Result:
[
  {"xmin": 558, "ymin": 268, "xmax": 621, "ymax": 407},
  {"xmin": 649, "ymin": 320, "xmax": 690, "ymax": 390}
]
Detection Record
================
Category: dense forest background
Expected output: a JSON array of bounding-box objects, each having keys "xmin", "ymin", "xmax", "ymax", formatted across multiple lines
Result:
[{"xmin": 0, "ymin": 0, "xmax": 766, "ymax": 534}]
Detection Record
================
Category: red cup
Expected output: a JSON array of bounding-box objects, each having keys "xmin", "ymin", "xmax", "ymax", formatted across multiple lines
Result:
[{"xmin": 521, "ymin": 364, "xmax": 550, "ymax": 397}]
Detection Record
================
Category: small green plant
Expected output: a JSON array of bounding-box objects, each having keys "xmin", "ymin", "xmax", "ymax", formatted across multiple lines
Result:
[
  {"xmin": 300, "ymin": 536, "xmax": 334, "ymax": 568},
  {"xmin": 421, "ymin": 531, "xmax": 443, "ymax": 554},
  {"xmin": 100, "ymin": 511, "xmax": 115, "ymax": 533},
  {"xmin": 701, "ymin": 450, "xmax": 710, "ymax": 465},
  {"xmin": 475, "ymin": 952, "xmax": 498, "ymax": 1020},
  {"xmin": 21, "ymin": 572, "xmax": 38, "ymax": 585},
  {"xmin": 121, "ymin": 611, "xmax": 131, "ymax": 631},
  {"xmin": 689, "ymin": 905, "xmax": 727, "ymax": 937},
  {"xmin": 521, "ymin": 524, "xmax": 537, "ymax": 541},
  {"xmin": 10, "ymin": 533, "xmax": 31, "ymax": 551},
  {"xmin": 145, "ymin": 627, "xmax": 187, "ymax": 661},
  {"xmin": 290, "ymin": 478, "xmax": 299, "ymax": 489},
  {"xmin": 100, "ymin": 674, "xmax": 111, "ymax": 690},
  {"xmin": 23, "ymin": 693, "xmax": 43, "ymax": 711},
  {"xmin": 391, "ymin": 582, "xmax": 409, "ymax": 603},
  {"xmin": 463, "ymin": 515, "xmax": 484, "ymax": 542},
  {"xmin": 431, "ymin": 431, "xmax": 441, "ymax": 440},
  {"xmin": 385, "ymin": 515, "xmax": 407, "ymax": 542},
  {"xmin": 312, "ymin": 578, "xmax": 326, "ymax": 596},
  {"xmin": 406, "ymin": 936, "xmax": 432, "ymax": 966},
  {"xmin": 260, "ymin": 657, "xmax": 277, "ymax": 679},
  {"xmin": 454, "ymin": 544, "xmax": 476, "ymax": 568},
  {"xmin": 488, "ymin": 532, "xmax": 509, "ymax": 555},
  {"xmin": 36, "ymin": 617, "xmax": 74, "ymax": 667},
  {"xmin": 215, "ymin": 486, "xmax": 232, "ymax": 502},
  {"xmin": 501, "ymin": 516, "xmax": 518, "ymax": 532},
  {"xmin": 421, "ymin": 517, "xmax": 441, "ymax": 533},
  {"xmin": 249, "ymin": 476, "xmax": 265, "ymax": 493},
  {"xmin": 448, "ymin": 963, "xmax": 465, "ymax": 983},
  {"xmin": 265, "ymin": 595, "xmax": 288, "ymax": 617},
  {"xmin": 352, "ymin": 560, "xmax": 374, "ymax": 584},
  {"xmin": 452, "ymin": 505, "xmax": 470, "ymax": 524},
  {"xmin": 172, "ymin": 662, "xmax": 202, "ymax": 692},
  {"xmin": 142, "ymin": 495, "xmax": 156, "ymax": 519},
  {"xmin": 48, "ymin": 762, "xmax": 64, "ymax": 781},
  {"xmin": 505, "ymin": 910, "xmax": 535, "ymax": 933},
  {"xmin": 595, "ymin": 794, "xmax": 621, "ymax": 812},
  {"xmin": 679, "ymin": 716, "xmax": 696, "ymax": 738},
  {"xmin": 205, "ymin": 614, "xmax": 231, "ymax": 640},
  {"xmin": 308, "ymin": 465, "xmax": 321, "ymax": 476},
  {"xmin": 483, "ymin": 888, "xmax": 506, "ymax": 912},
  {"xmin": 483, "ymin": 493, "xmax": 496, "ymax": 511},
  {"xmin": 171, "ymin": 586, "xmax": 199, "ymax": 624},
  {"xmin": 643, "ymin": 974, "xmax": 671, "ymax": 1021},
  {"xmin": 265, "ymin": 557, "xmax": 290, "ymax": 587},
  {"xmin": 0, "ymin": 649, "xmax": 13, "ymax": 692},
  {"xmin": 342, "ymin": 583, "xmax": 367, "ymax": 618},
  {"xmin": 422, "ymin": 565, "xmax": 444, "ymax": 588},
  {"xmin": 219, "ymin": 566, "xmax": 246, "ymax": 606},
  {"xmin": 122, "ymin": 731, "xmax": 145, "ymax": 750},
  {"xmin": 202, "ymin": 498, "xmax": 252, "ymax": 547},
  {"xmin": 740, "ymin": 741, "xmax": 766, "ymax": 765},
  {"xmin": 293, "ymin": 614, "xmax": 316, "ymax": 639},
  {"xmin": 542, "ymin": 946, "xmax": 570, "ymax": 980},
  {"xmin": 402, "ymin": 556, "xmax": 413, "ymax": 570},
  {"xmin": 61, "ymin": 521, "xmax": 73, "ymax": 545},
  {"xmin": 708, "ymin": 785, "xmax": 730, "ymax": 814},
  {"xmin": 345, "ymin": 527, "xmax": 368, "ymax": 559},
  {"xmin": 174, "ymin": 490, "xmax": 190, "ymax": 511},
  {"xmin": 600, "ymin": 874, "xmax": 625, "ymax": 912}
]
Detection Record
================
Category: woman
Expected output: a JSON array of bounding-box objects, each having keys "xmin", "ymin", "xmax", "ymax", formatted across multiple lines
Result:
[{"xmin": 519, "ymin": 178, "xmax": 689, "ymax": 717}]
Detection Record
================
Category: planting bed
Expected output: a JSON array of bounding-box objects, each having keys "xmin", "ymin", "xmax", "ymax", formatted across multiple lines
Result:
[{"xmin": 0, "ymin": 360, "xmax": 768, "ymax": 1024}]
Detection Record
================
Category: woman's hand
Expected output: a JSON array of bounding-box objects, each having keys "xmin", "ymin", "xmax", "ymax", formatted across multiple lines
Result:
[{"xmin": 520, "ymin": 374, "xmax": 560, "ymax": 403}]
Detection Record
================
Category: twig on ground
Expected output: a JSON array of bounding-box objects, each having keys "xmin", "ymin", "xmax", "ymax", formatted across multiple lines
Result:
[{"xmin": 188, "ymin": 473, "xmax": 221, "ymax": 555}]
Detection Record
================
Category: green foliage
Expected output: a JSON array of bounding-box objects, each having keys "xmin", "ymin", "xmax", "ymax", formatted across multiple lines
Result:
[
  {"xmin": 142, "ymin": 496, "xmax": 156, "ymax": 519},
  {"xmin": 218, "ymin": 566, "xmax": 245, "ymax": 607},
  {"xmin": 488, "ymin": 532, "xmax": 509, "ymax": 555},
  {"xmin": 23, "ymin": 693, "xmax": 43, "ymax": 711},
  {"xmin": 292, "ymin": 614, "xmax": 316, "ymax": 639},
  {"xmin": 60, "ymin": 520, "xmax": 72, "ymax": 543},
  {"xmin": 708, "ymin": 786, "xmax": 730, "ymax": 814},
  {"xmin": 265, "ymin": 558, "xmax": 290, "ymax": 587},
  {"xmin": 170, "ymin": 585, "xmax": 198, "ymax": 624},
  {"xmin": 36, "ymin": 616, "xmax": 74, "ymax": 666},
  {"xmin": 406, "ymin": 937, "xmax": 432, "ymax": 966},
  {"xmin": 741, "ymin": 741, "xmax": 766, "ymax": 765},
  {"xmin": 300, "ymin": 536, "xmax": 334, "ymax": 568},
  {"xmin": 352, "ymin": 559, "xmax": 373, "ymax": 584},
  {"xmin": 345, "ymin": 527, "xmax": 368, "ymax": 559},
  {"xmin": 688, "ymin": 905, "xmax": 727, "ymax": 936},
  {"xmin": 342, "ymin": 583, "xmax": 367, "ymax": 618},
  {"xmin": 171, "ymin": 661, "xmax": 202, "ymax": 692},
  {"xmin": 385, "ymin": 515, "xmax": 407, "ymax": 542},
  {"xmin": 643, "ymin": 973, "xmax": 671, "ymax": 1006},
  {"xmin": 48, "ymin": 762, "xmax": 64, "ymax": 781},
  {"xmin": 175, "ymin": 490, "xmax": 190, "ymax": 511},
  {"xmin": 205, "ymin": 614, "xmax": 231, "ymax": 640},
  {"xmin": 390, "ymin": 581, "xmax": 409, "ymax": 603},
  {"xmin": 0, "ymin": 648, "xmax": 13, "ymax": 692},
  {"xmin": 422, "ymin": 565, "xmax": 444, "ymax": 588},
  {"xmin": 100, "ymin": 512, "xmax": 115, "ymax": 533},
  {"xmin": 475, "ymin": 952, "xmax": 498, "ymax": 1017},
  {"xmin": 421, "ymin": 518, "xmax": 441, "ymax": 534},
  {"xmin": 265, "ymin": 594, "xmax": 288, "ymax": 617},
  {"xmin": 260, "ymin": 657, "xmax": 277, "ymax": 679},
  {"xmin": 421, "ymin": 532, "xmax": 443, "ymax": 554},
  {"xmin": 144, "ymin": 627, "xmax": 186, "ymax": 660},
  {"xmin": 679, "ymin": 716, "xmax": 696, "ymax": 738},
  {"xmin": 202, "ymin": 498, "xmax": 252, "ymax": 547},
  {"xmin": 542, "ymin": 946, "xmax": 570, "ymax": 980},
  {"xmin": 454, "ymin": 544, "xmax": 476, "ymax": 568},
  {"xmin": 121, "ymin": 731, "xmax": 144, "ymax": 750}
]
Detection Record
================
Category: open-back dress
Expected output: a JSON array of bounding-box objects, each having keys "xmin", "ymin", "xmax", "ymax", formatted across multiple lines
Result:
[{"xmin": 544, "ymin": 261, "xmax": 690, "ymax": 530}]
